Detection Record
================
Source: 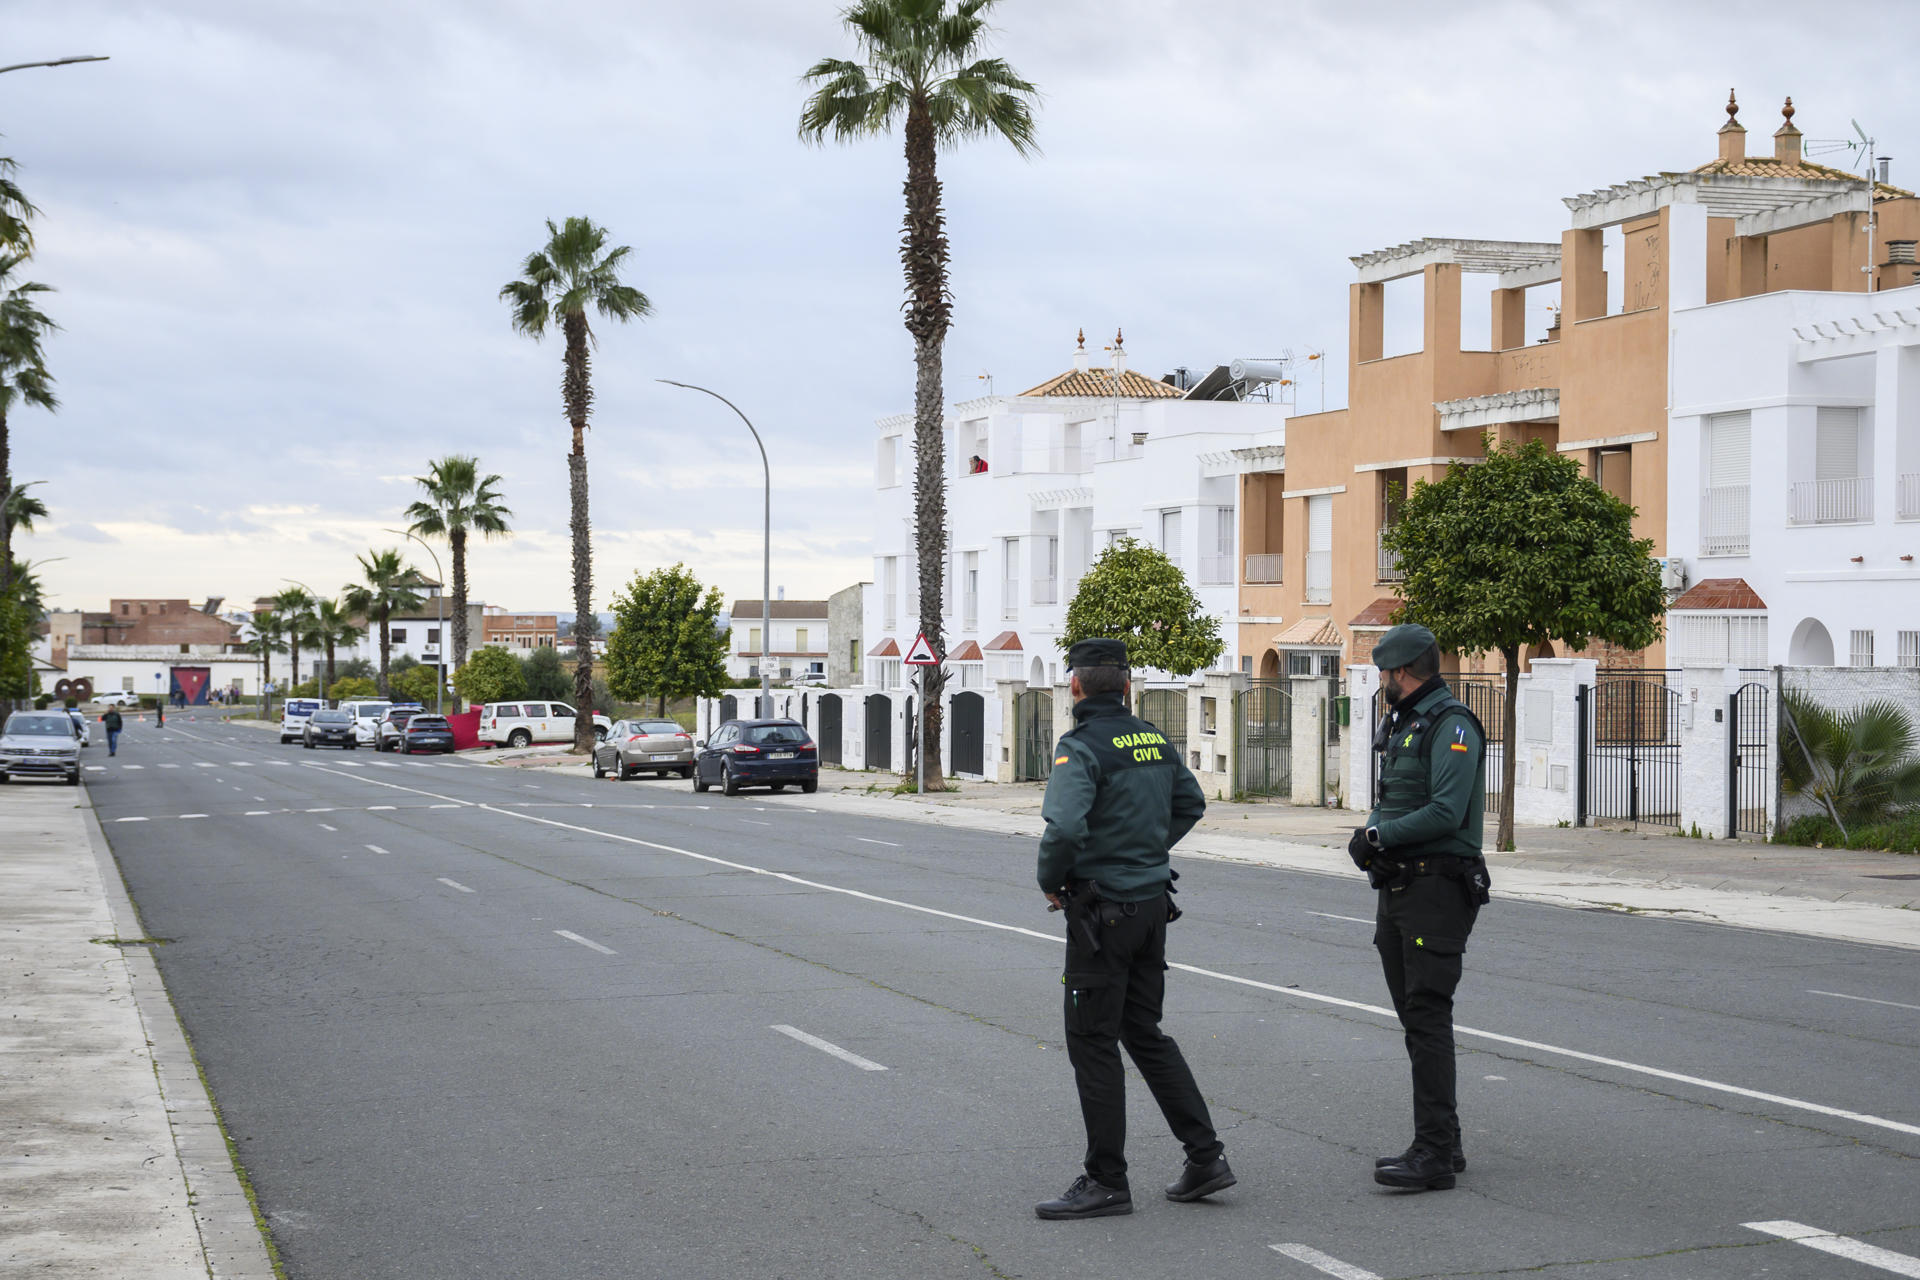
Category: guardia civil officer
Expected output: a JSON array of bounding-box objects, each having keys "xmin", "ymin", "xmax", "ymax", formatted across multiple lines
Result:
[
  {"xmin": 1351, "ymin": 623, "xmax": 1492, "ymax": 1192},
  {"xmin": 1033, "ymin": 638, "xmax": 1234, "ymax": 1220}
]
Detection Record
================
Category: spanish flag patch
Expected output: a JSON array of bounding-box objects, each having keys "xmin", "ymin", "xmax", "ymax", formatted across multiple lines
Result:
[
  {"xmin": 1054, "ymin": 755, "xmax": 1070, "ymax": 765},
  {"xmin": 1449, "ymin": 743, "xmax": 1469, "ymax": 752}
]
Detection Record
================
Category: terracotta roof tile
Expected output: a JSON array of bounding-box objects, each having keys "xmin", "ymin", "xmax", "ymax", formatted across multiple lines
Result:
[
  {"xmin": 1349, "ymin": 598, "xmax": 1403, "ymax": 628},
  {"xmin": 867, "ymin": 638, "xmax": 900, "ymax": 657},
  {"xmin": 1670, "ymin": 577, "xmax": 1767, "ymax": 611},
  {"xmin": 731, "ymin": 600, "xmax": 831, "ymax": 619},
  {"xmin": 1018, "ymin": 367, "xmax": 1184, "ymax": 399},
  {"xmin": 1274, "ymin": 617, "xmax": 1344, "ymax": 647},
  {"xmin": 1688, "ymin": 154, "xmax": 1913, "ymax": 199},
  {"xmin": 985, "ymin": 630, "xmax": 1023, "ymax": 652},
  {"xmin": 949, "ymin": 640, "xmax": 984, "ymax": 661}
]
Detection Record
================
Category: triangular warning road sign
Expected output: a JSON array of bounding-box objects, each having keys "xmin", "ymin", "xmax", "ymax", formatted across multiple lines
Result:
[{"xmin": 903, "ymin": 632, "xmax": 940, "ymax": 665}]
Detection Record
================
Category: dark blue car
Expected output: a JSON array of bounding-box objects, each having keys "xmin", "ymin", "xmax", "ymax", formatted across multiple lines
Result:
[{"xmin": 693, "ymin": 718, "xmax": 818, "ymax": 795}]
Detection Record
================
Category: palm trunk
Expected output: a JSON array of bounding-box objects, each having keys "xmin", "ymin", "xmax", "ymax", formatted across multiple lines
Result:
[
  {"xmin": 289, "ymin": 634, "xmax": 302, "ymax": 695},
  {"xmin": 451, "ymin": 527, "xmax": 470, "ymax": 674},
  {"xmin": 563, "ymin": 313, "xmax": 596, "ymax": 752},
  {"xmin": 1498, "ymin": 646, "xmax": 1519, "ymax": 852},
  {"xmin": 0, "ymin": 403, "xmax": 11, "ymax": 607},
  {"xmin": 902, "ymin": 100, "xmax": 951, "ymax": 790},
  {"xmin": 378, "ymin": 610, "xmax": 392, "ymax": 696},
  {"xmin": 324, "ymin": 639, "xmax": 336, "ymax": 703}
]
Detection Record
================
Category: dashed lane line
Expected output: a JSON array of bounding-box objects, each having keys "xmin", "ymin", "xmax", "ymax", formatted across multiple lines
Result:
[
  {"xmin": 857, "ymin": 837, "xmax": 900, "ymax": 847},
  {"xmin": 1269, "ymin": 1244, "xmax": 1381, "ymax": 1280},
  {"xmin": 436, "ymin": 878, "xmax": 476, "ymax": 893},
  {"xmin": 770, "ymin": 1024, "xmax": 887, "ymax": 1072},
  {"xmin": 1744, "ymin": 1221, "xmax": 1920, "ymax": 1277},
  {"xmin": 1307, "ymin": 911, "xmax": 1373, "ymax": 924},
  {"xmin": 113, "ymin": 816, "xmax": 148, "ymax": 823},
  {"xmin": 365, "ymin": 845, "xmax": 390, "ymax": 855},
  {"xmin": 1809, "ymin": 990, "xmax": 1920, "ymax": 1013},
  {"xmin": 555, "ymin": 929, "xmax": 616, "ymax": 955},
  {"xmin": 318, "ymin": 824, "xmax": 337, "ymax": 832}
]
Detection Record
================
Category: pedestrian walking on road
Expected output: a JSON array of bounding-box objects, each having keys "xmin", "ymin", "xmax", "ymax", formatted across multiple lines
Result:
[
  {"xmin": 154, "ymin": 700, "xmax": 164, "ymax": 728},
  {"xmin": 1033, "ymin": 637, "xmax": 1234, "ymax": 1221},
  {"xmin": 1351, "ymin": 624, "xmax": 1493, "ymax": 1193},
  {"xmin": 102, "ymin": 706, "xmax": 123, "ymax": 756}
]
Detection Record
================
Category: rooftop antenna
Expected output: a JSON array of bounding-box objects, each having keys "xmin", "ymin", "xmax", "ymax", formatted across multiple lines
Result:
[
  {"xmin": 1807, "ymin": 117, "xmax": 1883, "ymax": 292},
  {"xmin": 977, "ymin": 370, "xmax": 993, "ymax": 397}
]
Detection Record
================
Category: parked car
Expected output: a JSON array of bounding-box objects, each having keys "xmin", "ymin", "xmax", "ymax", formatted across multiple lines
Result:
[
  {"xmin": 375, "ymin": 704, "xmax": 426, "ymax": 751},
  {"xmin": 692, "ymin": 718, "xmax": 818, "ymax": 795},
  {"xmin": 67, "ymin": 709, "xmax": 92, "ymax": 747},
  {"xmin": 479, "ymin": 701, "xmax": 613, "ymax": 748},
  {"xmin": 302, "ymin": 709, "xmax": 358, "ymax": 749},
  {"xmin": 279, "ymin": 698, "xmax": 324, "ymax": 743},
  {"xmin": 93, "ymin": 690, "xmax": 140, "ymax": 707},
  {"xmin": 337, "ymin": 700, "xmax": 393, "ymax": 747},
  {"xmin": 0, "ymin": 711, "xmax": 83, "ymax": 784},
  {"xmin": 398, "ymin": 714, "xmax": 456, "ymax": 754},
  {"xmin": 593, "ymin": 719, "xmax": 695, "ymax": 780}
]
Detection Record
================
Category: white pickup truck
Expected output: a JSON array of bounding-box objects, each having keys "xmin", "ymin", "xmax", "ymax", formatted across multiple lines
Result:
[{"xmin": 479, "ymin": 701, "xmax": 613, "ymax": 748}]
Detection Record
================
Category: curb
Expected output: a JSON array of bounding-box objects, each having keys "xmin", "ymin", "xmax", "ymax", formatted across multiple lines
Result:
[{"xmin": 80, "ymin": 789, "xmax": 281, "ymax": 1279}]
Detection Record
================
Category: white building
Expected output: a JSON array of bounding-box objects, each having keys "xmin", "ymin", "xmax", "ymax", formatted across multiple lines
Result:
[
  {"xmin": 1667, "ymin": 280, "xmax": 1920, "ymax": 667},
  {"xmin": 726, "ymin": 598, "xmax": 831, "ymax": 684},
  {"xmin": 863, "ymin": 334, "xmax": 1290, "ymax": 690}
]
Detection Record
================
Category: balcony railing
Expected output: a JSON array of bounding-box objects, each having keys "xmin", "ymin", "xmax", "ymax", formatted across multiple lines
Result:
[
  {"xmin": 1376, "ymin": 526, "xmax": 1405, "ymax": 582},
  {"xmin": 1788, "ymin": 476, "xmax": 1872, "ymax": 525},
  {"xmin": 1197, "ymin": 554, "xmax": 1233, "ymax": 585},
  {"xmin": 883, "ymin": 604, "xmax": 897, "ymax": 631},
  {"xmin": 1700, "ymin": 484, "xmax": 1751, "ymax": 556},
  {"xmin": 1031, "ymin": 577, "xmax": 1057, "ymax": 606},
  {"xmin": 1901, "ymin": 473, "xmax": 1920, "ymax": 521},
  {"xmin": 1244, "ymin": 553, "xmax": 1283, "ymax": 584},
  {"xmin": 963, "ymin": 602, "xmax": 978, "ymax": 631}
]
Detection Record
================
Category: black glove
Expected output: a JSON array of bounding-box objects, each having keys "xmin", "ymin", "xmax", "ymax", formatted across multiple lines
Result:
[{"xmin": 1347, "ymin": 827, "xmax": 1373, "ymax": 870}]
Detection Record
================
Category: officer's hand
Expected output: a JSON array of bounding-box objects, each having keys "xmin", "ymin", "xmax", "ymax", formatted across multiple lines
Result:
[
  {"xmin": 1347, "ymin": 827, "xmax": 1373, "ymax": 871},
  {"xmin": 1044, "ymin": 891, "xmax": 1065, "ymax": 912}
]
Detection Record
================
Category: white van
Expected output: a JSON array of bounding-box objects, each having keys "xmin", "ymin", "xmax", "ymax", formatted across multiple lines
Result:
[
  {"xmin": 337, "ymin": 700, "xmax": 393, "ymax": 747},
  {"xmin": 479, "ymin": 701, "xmax": 612, "ymax": 748},
  {"xmin": 279, "ymin": 698, "xmax": 324, "ymax": 743}
]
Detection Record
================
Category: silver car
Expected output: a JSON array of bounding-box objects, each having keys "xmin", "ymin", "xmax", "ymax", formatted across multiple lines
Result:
[
  {"xmin": 0, "ymin": 711, "xmax": 84, "ymax": 785},
  {"xmin": 593, "ymin": 718, "xmax": 696, "ymax": 780}
]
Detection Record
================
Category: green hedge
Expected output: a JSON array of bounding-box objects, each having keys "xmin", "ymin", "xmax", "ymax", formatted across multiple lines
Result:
[{"xmin": 1775, "ymin": 813, "xmax": 1920, "ymax": 854}]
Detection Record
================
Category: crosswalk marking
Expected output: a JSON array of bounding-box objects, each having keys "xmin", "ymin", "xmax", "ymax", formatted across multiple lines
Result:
[
  {"xmin": 1745, "ymin": 1221, "xmax": 1920, "ymax": 1277},
  {"xmin": 1269, "ymin": 1245, "xmax": 1381, "ymax": 1280}
]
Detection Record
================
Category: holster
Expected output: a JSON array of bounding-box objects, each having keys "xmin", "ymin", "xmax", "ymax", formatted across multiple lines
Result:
[{"xmin": 1061, "ymin": 881, "xmax": 1105, "ymax": 954}]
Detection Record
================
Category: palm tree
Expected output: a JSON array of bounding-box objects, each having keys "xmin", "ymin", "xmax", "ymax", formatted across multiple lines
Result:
[
  {"xmin": 341, "ymin": 549, "xmax": 423, "ymax": 697},
  {"xmin": 799, "ymin": 0, "xmax": 1038, "ymax": 788},
  {"xmin": 271, "ymin": 586, "xmax": 317, "ymax": 695},
  {"xmin": 500, "ymin": 217, "xmax": 651, "ymax": 751},
  {"xmin": 0, "ymin": 250, "xmax": 57, "ymax": 609},
  {"xmin": 1781, "ymin": 690, "xmax": 1920, "ymax": 838},
  {"xmin": 0, "ymin": 154, "xmax": 35, "ymax": 252},
  {"xmin": 4, "ymin": 479, "xmax": 46, "ymax": 534},
  {"xmin": 311, "ymin": 598, "xmax": 365, "ymax": 701},
  {"xmin": 405, "ymin": 455, "xmax": 512, "ymax": 679},
  {"xmin": 248, "ymin": 612, "xmax": 290, "ymax": 712}
]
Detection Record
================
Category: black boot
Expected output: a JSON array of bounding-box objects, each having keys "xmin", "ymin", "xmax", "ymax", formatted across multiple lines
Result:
[
  {"xmin": 1165, "ymin": 1155, "xmax": 1236, "ymax": 1202},
  {"xmin": 1374, "ymin": 1144, "xmax": 1465, "ymax": 1173},
  {"xmin": 1035, "ymin": 1174, "xmax": 1133, "ymax": 1220},
  {"xmin": 1373, "ymin": 1146, "xmax": 1456, "ymax": 1191}
]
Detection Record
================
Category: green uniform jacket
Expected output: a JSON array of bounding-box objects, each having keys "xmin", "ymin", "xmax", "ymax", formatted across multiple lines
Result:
[
  {"xmin": 1367, "ymin": 679, "xmax": 1486, "ymax": 858},
  {"xmin": 101, "ymin": 710, "xmax": 123, "ymax": 733},
  {"xmin": 1036, "ymin": 692, "xmax": 1208, "ymax": 901}
]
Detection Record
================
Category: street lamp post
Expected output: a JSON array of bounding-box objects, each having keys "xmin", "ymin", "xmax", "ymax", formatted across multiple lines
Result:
[
  {"xmin": 658, "ymin": 380, "xmax": 771, "ymax": 717},
  {"xmin": 388, "ymin": 529, "xmax": 445, "ymax": 714},
  {"xmin": 0, "ymin": 55, "xmax": 110, "ymax": 75}
]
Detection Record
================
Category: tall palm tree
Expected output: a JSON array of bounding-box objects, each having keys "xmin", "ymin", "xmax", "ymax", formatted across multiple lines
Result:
[
  {"xmin": 800, "ymin": 0, "xmax": 1038, "ymax": 788},
  {"xmin": 311, "ymin": 598, "xmax": 365, "ymax": 701},
  {"xmin": 500, "ymin": 217, "xmax": 651, "ymax": 751},
  {"xmin": 405, "ymin": 455, "xmax": 512, "ymax": 679},
  {"xmin": 248, "ymin": 612, "xmax": 289, "ymax": 710},
  {"xmin": 0, "ymin": 250, "xmax": 57, "ymax": 609},
  {"xmin": 271, "ymin": 586, "xmax": 317, "ymax": 694},
  {"xmin": 4, "ymin": 479, "xmax": 46, "ymax": 535},
  {"xmin": 341, "ymin": 549, "xmax": 423, "ymax": 697},
  {"xmin": 0, "ymin": 154, "xmax": 35, "ymax": 252}
]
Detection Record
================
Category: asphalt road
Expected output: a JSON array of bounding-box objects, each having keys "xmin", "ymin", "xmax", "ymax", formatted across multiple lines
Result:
[{"xmin": 82, "ymin": 717, "xmax": 1920, "ymax": 1280}]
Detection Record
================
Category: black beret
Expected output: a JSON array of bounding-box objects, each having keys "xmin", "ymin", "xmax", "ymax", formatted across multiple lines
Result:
[
  {"xmin": 1373, "ymin": 623, "xmax": 1437, "ymax": 670},
  {"xmin": 1065, "ymin": 638, "xmax": 1128, "ymax": 670}
]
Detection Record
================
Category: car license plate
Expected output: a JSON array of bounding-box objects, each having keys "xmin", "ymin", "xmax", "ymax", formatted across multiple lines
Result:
[{"xmin": 770, "ymin": 751, "xmax": 795, "ymax": 760}]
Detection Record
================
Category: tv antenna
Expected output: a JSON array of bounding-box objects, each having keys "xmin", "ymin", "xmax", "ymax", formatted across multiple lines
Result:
[{"xmin": 1807, "ymin": 119, "xmax": 1888, "ymax": 292}]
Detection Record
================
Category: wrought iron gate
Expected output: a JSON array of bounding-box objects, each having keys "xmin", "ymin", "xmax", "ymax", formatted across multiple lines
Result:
[
  {"xmin": 1015, "ymin": 688, "xmax": 1054, "ymax": 781},
  {"xmin": 1137, "ymin": 688, "xmax": 1188, "ymax": 768},
  {"xmin": 1236, "ymin": 681, "xmax": 1291, "ymax": 798},
  {"xmin": 1449, "ymin": 676, "xmax": 1507, "ymax": 816},
  {"xmin": 818, "ymin": 695, "xmax": 842, "ymax": 766},
  {"xmin": 1580, "ymin": 677, "xmax": 1681, "ymax": 826},
  {"xmin": 951, "ymin": 691, "xmax": 985, "ymax": 776},
  {"xmin": 1729, "ymin": 681, "xmax": 1770, "ymax": 838},
  {"xmin": 864, "ymin": 694, "xmax": 892, "ymax": 771},
  {"xmin": 719, "ymin": 694, "xmax": 737, "ymax": 723}
]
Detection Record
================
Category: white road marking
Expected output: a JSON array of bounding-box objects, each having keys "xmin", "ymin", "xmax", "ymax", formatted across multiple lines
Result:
[
  {"xmin": 1744, "ymin": 1221, "xmax": 1920, "ymax": 1277},
  {"xmin": 436, "ymin": 878, "xmax": 475, "ymax": 893},
  {"xmin": 1307, "ymin": 911, "xmax": 1373, "ymax": 924},
  {"xmin": 742, "ymin": 819, "xmax": 771, "ymax": 826},
  {"xmin": 299, "ymin": 762, "xmax": 472, "ymax": 807},
  {"xmin": 1809, "ymin": 989, "xmax": 1920, "ymax": 1013},
  {"xmin": 318, "ymin": 823, "xmax": 337, "ymax": 832},
  {"xmin": 114, "ymin": 816, "xmax": 149, "ymax": 823},
  {"xmin": 253, "ymin": 796, "xmax": 265, "ymax": 802},
  {"xmin": 231, "ymin": 761, "xmax": 254, "ymax": 767},
  {"xmin": 770, "ymin": 1024, "xmax": 887, "ymax": 1072},
  {"xmin": 373, "ymin": 762, "xmax": 399, "ymax": 769},
  {"xmin": 305, "ymin": 808, "xmax": 336, "ymax": 813},
  {"xmin": 431, "ymin": 803, "xmax": 459, "ymax": 809},
  {"xmin": 194, "ymin": 762, "xmax": 217, "ymax": 768},
  {"xmin": 364, "ymin": 844, "xmax": 389, "ymax": 855},
  {"xmin": 159, "ymin": 763, "xmax": 179, "ymax": 769},
  {"xmin": 86, "ymin": 766, "xmax": 105, "ymax": 772},
  {"xmin": 122, "ymin": 764, "xmax": 144, "ymax": 770},
  {"xmin": 1269, "ymin": 1244, "xmax": 1381, "ymax": 1280},
  {"xmin": 857, "ymin": 837, "xmax": 900, "ymax": 847},
  {"xmin": 245, "ymin": 810, "xmax": 271, "ymax": 816},
  {"xmin": 555, "ymin": 929, "xmax": 616, "ymax": 955},
  {"xmin": 180, "ymin": 814, "xmax": 207, "ymax": 820}
]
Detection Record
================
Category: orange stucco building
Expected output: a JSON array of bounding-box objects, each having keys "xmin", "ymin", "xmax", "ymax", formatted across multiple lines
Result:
[{"xmin": 1238, "ymin": 94, "xmax": 1918, "ymax": 679}]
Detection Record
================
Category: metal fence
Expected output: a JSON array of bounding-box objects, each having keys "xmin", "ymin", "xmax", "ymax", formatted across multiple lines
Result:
[
  {"xmin": 1449, "ymin": 676, "xmax": 1507, "ymax": 816},
  {"xmin": 1236, "ymin": 681, "xmax": 1290, "ymax": 798},
  {"xmin": 1137, "ymin": 688, "xmax": 1187, "ymax": 770},
  {"xmin": 1580, "ymin": 675, "xmax": 1681, "ymax": 827},
  {"xmin": 1015, "ymin": 688, "xmax": 1053, "ymax": 782},
  {"xmin": 1729, "ymin": 680, "xmax": 1770, "ymax": 837}
]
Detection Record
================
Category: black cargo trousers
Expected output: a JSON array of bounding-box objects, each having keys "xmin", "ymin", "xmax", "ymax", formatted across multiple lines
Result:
[
  {"xmin": 1374, "ymin": 871, "xmax": 1481, "ymax": 1156},
  {"xmin": 1062, "ymin": 887, "xmax": 1223, "ymax": 1187}
]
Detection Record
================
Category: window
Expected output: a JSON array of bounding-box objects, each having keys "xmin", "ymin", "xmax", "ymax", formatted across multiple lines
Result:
[
  {"xmin": 883, "ymin": 557, "xmax": 899, "ymax": 630},
  {"xmin": 1702, "ymin": 412, "xmax": 1751, "ymax": 556},
  {"xmin": 748, "ymin": 627, "xmax": 762, "ymax": 653},
  {"xmin": 1240, "ymin": 656, "xmax": 1252, "ymax": 674},
  {"xmin": 428, "ymin": 628, "xmax": 440, "ymax": 644},
  {"xmin": 122, "ymin": 676, "xmax": 134, "ymax": 691},
  {"xmin": 158, "ymin": 602, "xmax": 167, "ymax": 614},
  {"xmin": 392, "ymin": 628, "xmax": 407, "ymax": 643},
  {"xmin": 794, "ymin": 628, "xmax": 809, "ymax": 651},
  {"xmin": 963, "ymin": 550, "xmax": 979, "ymax": 628},
  {"xmin": 877, "ymin": 434, "xmax": 900, "ymax": 487},
  {"xmin": 1306, "ymin": 494, "xmax": 1333, "ymax": 604},
  {"xmin": 1899, "ymin": 631, "xmax": 1920, "ymax": 668},
  {"xmin": 1159, "ymin": 508, "xmax": 1183, "ymax": 561},
  {"xmin": 1850, "ymin": 629, "xmax": 1875, "ymax": 667},
  {"xmin": 1002, "ymin": 538, "xmax": 1020, "ymax": 619}
]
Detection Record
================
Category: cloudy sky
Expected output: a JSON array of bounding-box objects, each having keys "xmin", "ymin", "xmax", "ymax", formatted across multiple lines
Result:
[{"xmin": 6, "ymin": 0, "xmax": 1912, "ymax": 615}]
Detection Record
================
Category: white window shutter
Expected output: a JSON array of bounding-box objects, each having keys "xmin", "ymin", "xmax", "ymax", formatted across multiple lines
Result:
[
  {"xmin": 1815, "ymin": 407, "xmax": 1859, "ymax": 482},
  {"xmin": 1706, "ymin": 412, "xmax": 1750, "ymax": 488}
]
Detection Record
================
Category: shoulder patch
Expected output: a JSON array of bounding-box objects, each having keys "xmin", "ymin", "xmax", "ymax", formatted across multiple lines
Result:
[{"xmin": 1054, "ymin": 755, "xmax": 1070, "ymax": 765}]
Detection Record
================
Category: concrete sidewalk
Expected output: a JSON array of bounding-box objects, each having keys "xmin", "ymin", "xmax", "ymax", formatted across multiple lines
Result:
[{"xmin": 0, "ymin": 783, "xmax": 275, "ymax": 1279}]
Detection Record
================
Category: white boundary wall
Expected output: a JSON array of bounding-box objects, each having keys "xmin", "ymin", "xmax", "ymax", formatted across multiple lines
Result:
[{"xmin": 696, "ymin": 684, "xmax": 1004, "ymax": 781}]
